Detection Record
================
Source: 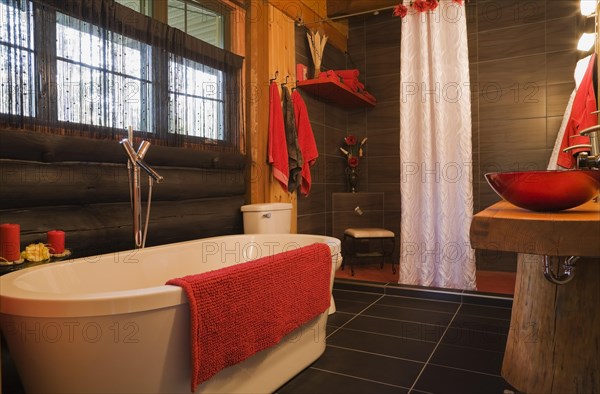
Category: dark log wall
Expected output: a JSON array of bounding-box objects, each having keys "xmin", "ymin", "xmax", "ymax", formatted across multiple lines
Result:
[{"xmin": 0, "ymin": 130, "xmax": 246, "ymax": 262}]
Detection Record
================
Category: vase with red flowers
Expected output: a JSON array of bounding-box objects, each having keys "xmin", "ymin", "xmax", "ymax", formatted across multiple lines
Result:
[{"xmin": 340, "ymin": 135, "xmax": 367, "ymax": 193}]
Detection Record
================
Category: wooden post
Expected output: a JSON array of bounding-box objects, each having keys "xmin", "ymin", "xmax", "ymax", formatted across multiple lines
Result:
[
  {"xmin": 502, "ymin": 255, "xmax": 600, "ymax": 393},
  {"xmin": 245, "ymin": 1, "xmax": 297, "ymax": 232}
]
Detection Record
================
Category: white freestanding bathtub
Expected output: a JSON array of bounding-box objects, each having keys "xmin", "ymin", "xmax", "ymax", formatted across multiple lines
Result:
[{"xmin": 0, "ymin": 234, "xmax": 342, "ymax": 394}]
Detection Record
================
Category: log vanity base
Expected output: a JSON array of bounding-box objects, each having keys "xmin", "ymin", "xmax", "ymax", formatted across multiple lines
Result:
[
  {"xmin": 503, "ymin": 254, "xmax": 600, "ymax": 393},
  {"xmin": 470, "ymin": 201, "xmax": 600, "ymax": 393}
]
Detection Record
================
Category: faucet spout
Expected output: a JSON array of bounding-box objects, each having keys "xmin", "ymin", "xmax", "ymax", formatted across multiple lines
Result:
[
  {"xmin": 119, "ymin": 135, "xmax": 163, "ymax": 248},
  {"xmin": 137, "ymin": 158, "xmax": 164, "ymax": 183}
]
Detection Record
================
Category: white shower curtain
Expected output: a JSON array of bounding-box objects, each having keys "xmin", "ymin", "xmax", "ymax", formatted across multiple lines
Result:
[{"xmin": 399, "ymin": 1, "xmax": 476, "ymax": 289}]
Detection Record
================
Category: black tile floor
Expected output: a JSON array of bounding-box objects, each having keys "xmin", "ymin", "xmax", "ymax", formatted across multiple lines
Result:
[{"xmin": 278, "ymin": 282, "xmax": 516, "ymax": 394}]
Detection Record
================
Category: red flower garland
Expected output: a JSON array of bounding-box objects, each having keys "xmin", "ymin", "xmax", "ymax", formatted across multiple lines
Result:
[{"xmin": 393, "ymin": 0, "xmax": 464, "ymax": 18}]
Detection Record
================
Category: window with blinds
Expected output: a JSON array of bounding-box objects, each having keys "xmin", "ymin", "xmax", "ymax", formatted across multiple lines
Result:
[{"xmin": 0, "ymin": 0, "xmax": 242, "ymax": 151}]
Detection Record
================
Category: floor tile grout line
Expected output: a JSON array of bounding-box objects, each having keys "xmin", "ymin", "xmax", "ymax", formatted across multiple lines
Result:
[
  {"xmin": 427, "ymin": 362, "xmax": 504, "ymax": 378},
  {"xmin": 365, "ymin": 303, "xmax": 459, "ymax": 316},
  {"xmin": 337, "ymin": 297, "xmax": 511, "ymax": 320},
  {"xmin": 326, "ymin": 344, "xmax": 428, "ymax": 364},
  {"xmin": 408, "ymin": 303, "xmax": 463, "ymax": 394},
  {"xmin": 444, "ymin": 324, "xmax": 510, "ymax": 338},
  {"xmin": 326, "ymin": 294, "xmax": 385, "ymax": 339},
  {"xmin": 335, "ymin": 326, "xmax": 440, "ymax": 344},
  {"xmin": 336, "ymin": 284, "xmax": 513, "ymax": 305},
  {"xmin": 359, "ymin": 312, "xmax": 454, "ymax": 328},
  {"xmin": 308, "ymin": 367, "xmax": 412, "ymax": 390},
  {"xmin": 328, "ymin": 323, "xmax": 508, "ymax": 356}
]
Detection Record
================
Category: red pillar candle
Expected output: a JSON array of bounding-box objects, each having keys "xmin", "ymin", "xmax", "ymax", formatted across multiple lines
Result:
[
  {"xmin": 47, "ymin": 230, "xmax": 65, "ymax": 254},
  {"xmin": 0, "ymin": 223, "xmax": 21, "ymax": 262}
]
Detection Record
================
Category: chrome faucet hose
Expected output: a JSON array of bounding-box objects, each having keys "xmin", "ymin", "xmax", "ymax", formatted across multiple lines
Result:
[{"xmin": 120, "ymin": 136, "xmax": 163, "ymax": 248}]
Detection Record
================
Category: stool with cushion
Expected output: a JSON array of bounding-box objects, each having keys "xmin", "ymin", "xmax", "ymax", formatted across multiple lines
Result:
[{"xmin": 342, "ymin": 228, "xmax": 396, "ymax": 276}]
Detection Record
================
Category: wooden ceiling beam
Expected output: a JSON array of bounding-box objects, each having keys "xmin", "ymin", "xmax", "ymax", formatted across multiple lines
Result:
[
  {"xmin": 326, "ymin": 0, "xmax": 398, "ymax": 18},
  {"xmin": 268, "ymin": 0, "xmax": 347, "ymax": 53}
]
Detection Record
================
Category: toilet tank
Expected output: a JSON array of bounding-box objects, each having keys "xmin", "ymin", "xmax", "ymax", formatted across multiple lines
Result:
[{"xmin": 240, "ymin": 203, "xmax": 292, "ymax": 234}]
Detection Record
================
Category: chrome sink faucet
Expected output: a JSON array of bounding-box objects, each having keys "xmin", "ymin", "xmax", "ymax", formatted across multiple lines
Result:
[
  {"xmin": 563, "ymin": 119, "xmax": 600, "ymax": 170},
  {"xmin": 575, "ymin": 124, "xmax": 600, "ymax": 169},
  {"xmin": 120, "ymin": 127, "xmax": 163, "ymax": 248}
]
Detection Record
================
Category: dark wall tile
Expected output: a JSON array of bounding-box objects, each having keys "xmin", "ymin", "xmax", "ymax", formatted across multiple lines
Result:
[
  {"xmin": 478, "ymin": 22, "xmax": 545, "ymax": 62},
  {"xmin": 309, "ymin": 153, "xmax": 326, "ymax": 184},
  {"xmin": 369, "ymin": 183, "xmax": 401, "ymax": 211},
  {"xmin": 368, "ymin": 156, "xmax": 400, "ymax": 184},
  {"xmin": 303, "ymin": 93, "xmax": 325, "ymax": 126},
  {"xmin": 367, "ymin": 101, "xmax": 400, "ymax": 130},
  {"xmin": 547, "ymin": 0, "xmax": 580, "ymax": 20},
  {"xmin": 479, "ymin": 118, "xmax": 546, "ymax": 153},
  {"xmin": 297, "ymin": 212, "xmax": 327, "ymax": 235},
  {"xmin": 546, "ymin": 50, "xmax": 580, "ymax": 86},
  {"xmin": 478, "ymin": 85, "xmax": 546, "ymax": 121},
  {"xmin": 324, "ymin": 126, "xmax": 346, "ymax": 156},
  {"xmin": 477, "ymin": 0, "xmax": 545, "ymax": 32},
  {"xmin": 324, "ymin": 105, "xmax": 347, "ymax": 129},
  {"xmin": 347, "ymin": 109, "xmax": 367, "ymax": 135},
  {"xmin": 366, "ymin": 46, "xmax": 400, "ymax": 77},
  {"xmin": 297, "ymin": 183, "xmax": 326, "ymax": 215},
  {"xmin": 478, "ymin": 54, "xmax": 546, "ymax": 91},
  {"xmin": 364, "ymin": 20, "xmax": 401, "ymax": 53},
  {"xmin": 326, "ymin": 183, "xmax": 347, "ymax": 213},
  {"xmin": 546, "ymin": 116, "xmax": 563, "ymax": 149},
  {"xmin": 367, "ymin": 128, "xmax": 400, "ymax": 157},
  {"xmin": 332, "ymin": 192, "xmax": 384, "ymax": 212},
  {"xmin": 547, "ymin": 82, "xmax": 574, "ymax": 117},
  {"xmin": 546, "ymin": 15, "xmax": 583, "ymax": 53},
  {"xmin": 366, "ymin": 73, "xmax": 400, "ymax": 104},
  {"xmin": 468, "ymin": 32, "xmax": 478, "ymax": 63},
  {"xmin": 325, "ymin": 154, "xmax": 348, "ymax": 184}
]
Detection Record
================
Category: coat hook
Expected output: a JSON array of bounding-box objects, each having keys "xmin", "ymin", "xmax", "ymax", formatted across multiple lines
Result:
[
  {"xmin": 282, "ymin": 75, "xmax": 290, "ymax": 86},
  {"xmin": 270, "ymin": 70, "xmax": 279, "ymax": 83}
]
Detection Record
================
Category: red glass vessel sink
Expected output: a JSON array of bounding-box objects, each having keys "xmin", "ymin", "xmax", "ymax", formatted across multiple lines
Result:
[{"xmin": 485, "ymin": 170, "xmax": 600, "ymax": 212}]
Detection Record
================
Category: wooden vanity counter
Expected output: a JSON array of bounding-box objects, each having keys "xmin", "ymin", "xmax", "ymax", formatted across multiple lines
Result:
[
  {"xmin": 470, "ymin": 200, "xmax": 600, "ymax": 257},
  {"xmin": 470, "ymin": 200, "xmax": 600, "ymax": 394}
]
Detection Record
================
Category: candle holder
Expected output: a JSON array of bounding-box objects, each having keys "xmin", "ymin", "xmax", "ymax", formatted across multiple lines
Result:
[
  {"xmin": 50, "ymin": 249, "xmax": 72, "ymax": 259},
  {"xmin": 0, "ymin": 257, "xmax": 25, "ymax": 266}
]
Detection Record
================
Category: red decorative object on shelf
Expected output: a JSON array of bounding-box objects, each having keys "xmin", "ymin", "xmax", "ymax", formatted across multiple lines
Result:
[
  {"xmin": 0, "ymin": 223, "xmax": 21, "ymax": 261},
  {"xmin": 296, "ymin": 78, "xmax": 376, "ymax": 109},
  {"xmin": 47, "ymin": 230, "xmax": 65, "ymax": 254}
]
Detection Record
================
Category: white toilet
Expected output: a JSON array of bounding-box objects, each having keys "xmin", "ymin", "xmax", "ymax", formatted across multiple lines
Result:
[
  {"xmin": 240, "ymin": 203, "xmax": 292, "ymax": 234},
  {"xmin": 240, "ymin": 202, "xmax": 337, "ymax": 314}
]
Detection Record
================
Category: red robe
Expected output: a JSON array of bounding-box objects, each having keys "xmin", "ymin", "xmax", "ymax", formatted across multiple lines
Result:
[{"xmin": 557, "ymin": 54, "xmax": 596, "ymax": 169}]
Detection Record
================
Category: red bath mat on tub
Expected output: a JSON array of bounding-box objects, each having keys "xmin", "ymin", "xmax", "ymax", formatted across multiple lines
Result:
[{"xmin": 166, "ymin": 242, "xmax": 332, "ymax": 392}]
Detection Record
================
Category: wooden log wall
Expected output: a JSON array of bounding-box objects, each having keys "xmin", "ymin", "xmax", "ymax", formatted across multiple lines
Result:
[
  {"xmin": 267, "ymin": 5, "xmax": 298, "ymax": 230},
  {"xmin": 0, "ymin": 130, "xmax": 246, "ymax": 263},
  {"xmin": 245, "ymin": 2, "xmax": 298, "ymax": 233}
]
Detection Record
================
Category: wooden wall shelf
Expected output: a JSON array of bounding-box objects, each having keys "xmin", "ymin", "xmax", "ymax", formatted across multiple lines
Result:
[{"xmin": 296, "ymin": 78, "xmax": 376, "ymax": 109}]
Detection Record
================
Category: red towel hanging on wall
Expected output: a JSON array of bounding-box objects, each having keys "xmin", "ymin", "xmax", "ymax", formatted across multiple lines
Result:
[
  {"xmin": 293, "ymin": 90, "xmax": 318, "ymax": 196},
  {"xmin": 268, "ymin": 82, "xmax": 289, "ymax": 190},
  {"xmin": 557, "ymin": 54, "xmax": 596, "ymax": 169}
]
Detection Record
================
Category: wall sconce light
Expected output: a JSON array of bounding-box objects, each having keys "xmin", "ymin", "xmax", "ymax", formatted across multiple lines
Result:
[
  {"xmin": 580, "ymin": 0, "xmax": 597, "ymax": 17},
  {"xmin": 577, "ymin": 32, "xmax": 597, "ymax": 51}
]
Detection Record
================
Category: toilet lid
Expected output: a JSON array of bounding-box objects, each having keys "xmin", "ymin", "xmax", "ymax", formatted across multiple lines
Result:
[{"xmin": 240, "ymin": 203, "xmax": 293, "ymax": 212}]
